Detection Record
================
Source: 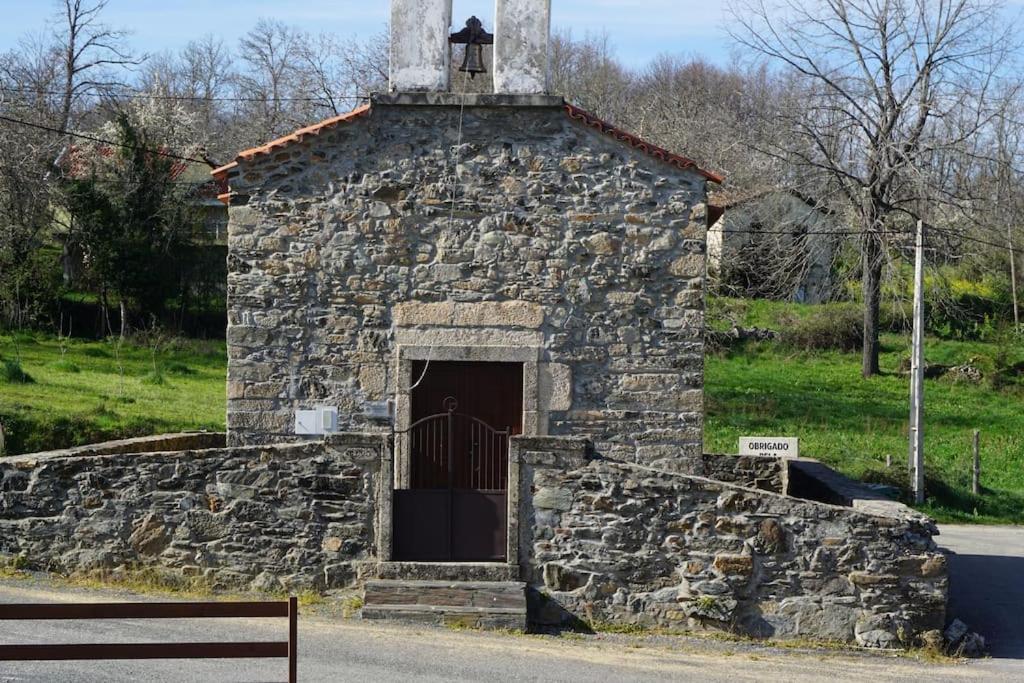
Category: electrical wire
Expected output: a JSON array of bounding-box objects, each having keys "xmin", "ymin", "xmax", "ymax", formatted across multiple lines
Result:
[
  {"xmin": 0, "ymin": 113, "xmax": 208, "ymax": 164},
  {"xmin": 0, "ymin": 86, "xmax": 370, "ymax": 104},
  {"xmin": 2, "ymin": 108, "xmax": 1022, "ymax": 256}
]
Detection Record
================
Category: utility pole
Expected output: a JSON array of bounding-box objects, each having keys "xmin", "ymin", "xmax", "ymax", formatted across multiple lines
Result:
[
  {"xmin": 1009, "ymin": 223, "xmax": 1019, "ymax": 333},
  {"xmin": 909, "ymin": 219, "xmax": 925, "ymax": 504},
  {"xmin": 972, "ymin": 429, "xmax": 981, "ymax": 496}
]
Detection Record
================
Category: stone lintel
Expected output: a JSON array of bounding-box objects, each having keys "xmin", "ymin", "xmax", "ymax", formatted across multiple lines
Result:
[
  {"xmin": 397, "ymin": 344, "xmax": 540, "ymax": 364},
  {"xmin": 372, "ymin": 92, "xmax": 564, "ymax": 108},
  {"xmin": 393, "ymin": 300, "xmax": 545, "ymax": 329}
]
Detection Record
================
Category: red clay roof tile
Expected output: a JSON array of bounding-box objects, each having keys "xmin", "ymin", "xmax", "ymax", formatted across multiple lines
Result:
[{"xmin": 210, "ymin": 104, "xmax": 371, "ymax": 180}]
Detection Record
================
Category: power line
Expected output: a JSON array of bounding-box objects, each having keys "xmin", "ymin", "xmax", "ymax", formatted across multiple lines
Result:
[
  {"xmin": 718, "ymin": 228, "xmax": 911, "ymax": 236},
  {"xmin": 0, "ymin": 86, "xmax": 370, "ymax": 104},
  {"xmin": 927, "ymin": 224, "xmax": 1024, "ymax": 256},
  {"xmin": 1, "ymin": 108, "xmax": 1023, "ymax": 257},
  {"xmin": 719, "ymin": 224, "xmax": 1024, "ymax": 255},
  {"xmin": 0, "ymin": 113, "xmax": 208, "ymax": 164}
]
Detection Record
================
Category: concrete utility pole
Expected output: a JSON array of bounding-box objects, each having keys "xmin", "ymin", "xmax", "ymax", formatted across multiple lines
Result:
[
  {"xmin": 972, "ymin": 429, "xmax": 981, "ymax": 496},
  {"xmin": 1009, "ymin": 223, "xmax": 1019, "ymax": 333},
  {"xmin": 909, "ymin": 219, "xmax": 926, "ymax": 504}
]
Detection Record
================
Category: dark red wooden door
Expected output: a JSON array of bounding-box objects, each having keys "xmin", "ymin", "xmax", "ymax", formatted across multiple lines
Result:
[{"xmin": 393, "ymin": 361, "xmax": 523, "ymax": 562}]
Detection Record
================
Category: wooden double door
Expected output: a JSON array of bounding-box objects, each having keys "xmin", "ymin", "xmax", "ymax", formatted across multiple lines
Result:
[{"xmin": 393, "ymin": 361, "xmax": 523, "ymax": 562}]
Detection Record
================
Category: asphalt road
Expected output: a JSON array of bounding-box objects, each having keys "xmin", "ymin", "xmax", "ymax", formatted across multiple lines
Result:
[
  {"xmin": 0, "ymin": 525, "xmax": 1019, "ymax": 682},
  {"xmin": 939, "ymin": 524, "xmax": 1024, "ymax": 660}
]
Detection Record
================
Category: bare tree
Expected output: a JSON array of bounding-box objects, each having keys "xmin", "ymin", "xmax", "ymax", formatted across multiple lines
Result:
[
  {"xmin": 54, "ymin": 0, "xmax": 140, "ymax": 131},
  {"xmin": 550, "ymin": 30, "xmax": 635, "ymax": 123},
  {"xmin": 295, "ymin": 30, "xmax": 387, "ymax": 116},
  {"xmin": 729, "ymin": 0, "xmax": 1018, "ymax": 377},
  {"xmin": 234, "ymin": 19, "xmax": 302, "ymax": 141}
]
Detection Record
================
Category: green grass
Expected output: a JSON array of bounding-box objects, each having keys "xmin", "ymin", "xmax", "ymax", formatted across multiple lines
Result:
[
  {"xmin": 706, "ymin": 298, "xmax": 1024, "ymax": 524},
  {"xmin": 0, "ymin": 331, "xmax": 225, "ymax": 455},
  {"xmin": 4, "ymin": 296, "xmax": 1023, "ymax": 524}
]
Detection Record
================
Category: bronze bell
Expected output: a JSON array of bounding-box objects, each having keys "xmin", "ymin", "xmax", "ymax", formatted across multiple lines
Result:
[
  {"xmin": 450, "ymin": 16, "xmax": 494, "ymax": 79},
  {"xmin": 459, "ymin": 43, "xmax": 487, "ymax": 78}
]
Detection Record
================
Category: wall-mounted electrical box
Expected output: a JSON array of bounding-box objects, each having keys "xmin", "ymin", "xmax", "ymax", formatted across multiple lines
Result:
[
  {"xmin": 319, "ymin": 406, "xmax": 339, "ymax": 433},
  {"xmin": 294, "ymin": 410, "xmax": 319, "ymax": 435},
  {"xmin": 294, "ymin": 406, "xmax": 339, "ymax": 436}
]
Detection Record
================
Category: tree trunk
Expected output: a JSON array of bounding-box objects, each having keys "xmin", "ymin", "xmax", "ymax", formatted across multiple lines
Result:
[
  {"xmin": 861, "ymin": 213, "xmax": 883, "ymax": 378},
  {"xmin": 119, "ymin": 299, "xmax": 128, "ymax": 340},
  {"xmin": 101, "ymin": 289, "xmax": 112, "ymax": 338}
]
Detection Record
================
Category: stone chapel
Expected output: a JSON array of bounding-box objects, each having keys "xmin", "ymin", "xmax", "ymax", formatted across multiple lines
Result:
[
  {"xmin": 195, "ymin": 0, "xmax": 946, "ymax": 640},
  {"xmin": 0, "ymin": 2, "xmax": 946, "ymax": 648},
  {"xmin": 213, "ymin": 2, "xmax": 719, "ymax": 468}
]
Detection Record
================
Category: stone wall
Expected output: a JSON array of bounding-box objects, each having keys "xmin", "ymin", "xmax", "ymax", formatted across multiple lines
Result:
[
  {"xmin": 516, "ymin": 440, "xmax": 946, "ymax": 647},
  {"xmin": 701, "ymin": 453, "xmax": 785, "ymax": 494},
  {"xmin": 0, "ymin": 434, "xmax": 388, "ymax": 592},
  {"xmin": 1, "ymin": 430, "xmax": 948, "ymax": 647},
  {"xmin": 221, "ymin": 95, "xmax": 708, "ymax": 470},
  {"xmin": 17, "ymin": 432, "xmax": 226, "ymax": 460}
]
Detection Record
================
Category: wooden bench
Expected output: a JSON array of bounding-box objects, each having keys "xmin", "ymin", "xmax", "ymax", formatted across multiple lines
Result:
[{"xmin": 0, "ymin": 598, "xmax": 298, "ymax": 682}]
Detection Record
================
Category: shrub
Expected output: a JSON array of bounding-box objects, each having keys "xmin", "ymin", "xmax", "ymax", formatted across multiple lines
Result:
[
  {"xmin": 880, "ymin": 300, "xmax": 911, "ymax": 333},
  {"xmin": 1, "ymin": 360, "xmax": 34, "ymax": 384},
  {"xmin": 164, "ymin": 361, "xmax": 195, "ymax": 376},
  {"xmin": 141, "ymin": 369, "xmax": 166, "ymax": 385},
  {"xmin": 779, "ymin": 304, "xmax": 863, "ymax": 352},
  {"xmin": 52, "ymin": 359, "xmax": 81, "ymax": 373}
]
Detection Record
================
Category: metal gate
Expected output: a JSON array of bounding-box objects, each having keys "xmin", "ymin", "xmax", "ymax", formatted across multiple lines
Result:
[{"xmin": 393, "ymin": 397, "xmax": 509, "ymax": 562}]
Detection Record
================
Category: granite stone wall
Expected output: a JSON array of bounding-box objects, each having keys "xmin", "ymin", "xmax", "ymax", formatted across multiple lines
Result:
[
  {"xmin": 516, "ymin": 440, "xmax": 946, "ymax": 647},
  {"xmin": 1, "ymin": 431, "xmax": 947, "ymax": 646},
  {"xmin": 221, "ymin": 95, "xmax": 708, "ymax": 469},
  {"xmin": 701, "ymin": 453, "xmax": 785, "ymax": 494},
  {"xmin": 17, "ymin": 432, "xmax": 226, "ymax": 460},
  {"xmin": 0, "ymin": 434, "xmax": 388, "ymax": 592}
]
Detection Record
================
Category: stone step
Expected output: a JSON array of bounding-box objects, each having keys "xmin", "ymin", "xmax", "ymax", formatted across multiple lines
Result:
[
  {"xmin": 374, "ymin": 561, "xmax": 519, "ymax": 582},
  {"xmin": 361, "ymin": 579, "xmax": 527, "ymax": 631}
]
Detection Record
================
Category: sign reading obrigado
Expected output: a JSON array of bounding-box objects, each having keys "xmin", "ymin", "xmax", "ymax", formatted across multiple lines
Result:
[{"xmin": 738, "ymin": 436, "xmax": 799, "ymax": 458}]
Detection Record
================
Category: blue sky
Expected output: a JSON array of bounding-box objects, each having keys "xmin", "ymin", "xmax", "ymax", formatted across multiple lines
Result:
[{"xmin": 0, "ymin": 0, "xmax": 735, "ymax": 68}]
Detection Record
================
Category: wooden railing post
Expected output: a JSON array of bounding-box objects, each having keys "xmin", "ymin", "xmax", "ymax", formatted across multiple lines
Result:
[{"xmin": 288, "ymin": 596, "xmax": 298, "ymax": 683}]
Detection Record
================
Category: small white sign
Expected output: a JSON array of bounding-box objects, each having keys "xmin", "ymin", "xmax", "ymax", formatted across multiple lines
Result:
[{"xmin": 739, "ymin": 436, "xmax": 798, "ymax": 458}]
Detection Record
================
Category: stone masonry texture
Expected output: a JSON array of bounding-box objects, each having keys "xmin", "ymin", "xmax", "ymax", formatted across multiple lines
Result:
[
  {"xmin": 221, "ymin": 97, "xmax": 709, "ymax": 469},
  {"xmin": 0, "ymin": 434, "xmax": 387, "ymax": 593},
  {"xmin": 515, "ymin": 439, "xmax": 946, "ymax": 647},
  {"xmin": 701, "ymin": 453, "xmax": 785, "ymax": 494},
  {"xmin": 0, "ymin": 433, "xmax": 946, "ymax": 646}
]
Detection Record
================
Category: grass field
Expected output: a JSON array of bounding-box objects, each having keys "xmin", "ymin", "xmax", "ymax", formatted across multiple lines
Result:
[
  {"xmin": 3, "ymin": 298, "xmax": 1023, "ymax": 523},
  {"xmin": 0, "ymin": 331, "xmax": 225, "ymax": 454},
  {"xmin": 706, "ymin": 298, "xmax": 1024, "ymax": 524}
]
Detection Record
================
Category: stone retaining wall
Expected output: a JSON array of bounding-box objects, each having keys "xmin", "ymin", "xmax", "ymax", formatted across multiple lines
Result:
[
  {"xmin": 517, "ymin": 440, "xmax": 946, "ymax": 647},
  {"xmin": 701, "ymin": 453, "xmax": 785, "ymax": 494},
  {"xmin": 0, "ymin": 434, "xmax": 388, "ymax": 592},
  {"xmin": 10, "ymin": 432, "xmax": 227, "ymax": 461},
  {"xmin": 1, "ymin": 432, "xmax": 946, "ymax": 647}
]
